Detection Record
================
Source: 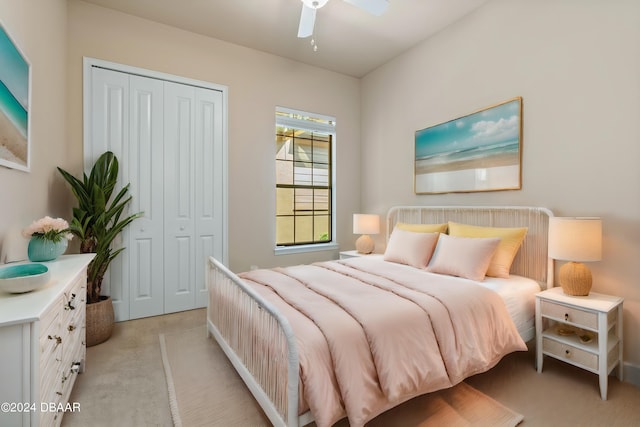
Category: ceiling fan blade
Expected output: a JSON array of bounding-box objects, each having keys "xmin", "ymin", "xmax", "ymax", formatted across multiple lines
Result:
[
  {"xmin": 343, "ymin": 0, "xmax": 389, "ymax": 16},
  {"xmin": 297, "ymin": 4, "xmax": 316, "ymax": 38}
]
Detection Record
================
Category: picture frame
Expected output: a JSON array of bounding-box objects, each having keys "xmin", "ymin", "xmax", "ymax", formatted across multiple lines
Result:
[
  {"xmin": 0, "ymin": 21, "xmax": 31, "ymax": 172},
  {"xmin": 414, "ymin": 97, "xmax": 522, "ymax": 194}
]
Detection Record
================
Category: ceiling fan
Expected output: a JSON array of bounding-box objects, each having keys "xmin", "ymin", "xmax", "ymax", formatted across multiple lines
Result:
[{"xmin": 297, "ymin": 0, "xmax": 389, "ymax": 39}]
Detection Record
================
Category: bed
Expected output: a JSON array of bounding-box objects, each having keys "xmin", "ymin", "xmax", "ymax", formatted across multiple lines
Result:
[{"xmin": 206, "ymin": 206, "xmax": 553, "ymax": 427}]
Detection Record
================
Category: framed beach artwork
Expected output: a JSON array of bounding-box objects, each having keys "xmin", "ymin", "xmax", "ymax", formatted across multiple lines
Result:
[
  {"xmin": 414, "ymin": 97, "xmax": 522, "ymax": 194},
  {"xmin": 0, "ymin": 22, "xmax": 31, "ymax": 172}
]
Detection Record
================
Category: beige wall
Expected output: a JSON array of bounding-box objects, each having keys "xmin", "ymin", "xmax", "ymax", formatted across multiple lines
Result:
[
  {"xmin": 0, "ymin": 0, "xmax": 71, "ymax": 262},
  {"xmin": 3, "ymin": 0, "xmax": 639, "ymax": 384},
  {"xmin": 361, "ymin": 0, "xmax": 640, "ymax": 372},
  {"xmin": 66, "ymin": 0, "xmax": 361, "ymax": 272}
]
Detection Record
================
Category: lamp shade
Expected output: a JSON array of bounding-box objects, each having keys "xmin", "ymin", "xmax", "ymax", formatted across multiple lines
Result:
[
  {"xmin": 548, "ymin": 217, "xmax": 602, "ymax": 262},
  {"xmin": 353, "ymin": 214, "xmax": 380, "ymax": 235}
]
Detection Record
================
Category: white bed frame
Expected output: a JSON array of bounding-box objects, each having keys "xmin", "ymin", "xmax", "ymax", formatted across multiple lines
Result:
[{"xmin": 206, "ymin": 206, "xmax": 554, "ymax": 427}]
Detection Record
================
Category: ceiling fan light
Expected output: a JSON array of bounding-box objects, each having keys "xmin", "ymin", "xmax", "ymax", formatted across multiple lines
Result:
[
  {"xmin": 343, "ymin": 0, "xmax": 388, "ymax": 16},
  {"xmin": 301, "ymin": 0, "xmax": 330, "ymax": 9}
]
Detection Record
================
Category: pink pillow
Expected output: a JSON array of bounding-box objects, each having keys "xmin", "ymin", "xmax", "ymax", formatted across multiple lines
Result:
[
  {"xmin": 384, "ymin": 229, "xmax": 439, "ymax": 268},
  {"xmin": 448, "ymin": 222, "xmax": 528, "ymax": 278},
  {"xmin": 427, "ymin": 234, "xmax": 500, "ymax": 281}
]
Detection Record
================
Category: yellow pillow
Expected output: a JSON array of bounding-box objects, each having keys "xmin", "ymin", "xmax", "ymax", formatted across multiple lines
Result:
[
  {"xmin": 448, "ymin": 222, "xmax": 527, "ymax": 278},
  {"xmin": 396, "ymin": 222, "xmax": 448, "ymax": 234}
]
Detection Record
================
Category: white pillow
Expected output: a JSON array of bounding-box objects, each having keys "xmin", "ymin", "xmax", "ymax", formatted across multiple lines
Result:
[
  {"xmin": 427, "ymin": 234, "xmax": 500, "ymax": 281},
  {"xmin": 384, "ymin": 229, "xmax": 439, "ymax": 269}
]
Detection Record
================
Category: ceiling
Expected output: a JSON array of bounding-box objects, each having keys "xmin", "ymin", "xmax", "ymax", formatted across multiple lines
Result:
[{"xmin": 81, "ymin": 0, "xmax": 490, "ymax": 78}]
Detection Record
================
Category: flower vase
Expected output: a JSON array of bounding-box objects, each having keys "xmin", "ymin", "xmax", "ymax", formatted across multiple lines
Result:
[{"xmin": 27, "ymin": 237, "xmax": 68, "ymax": 262}]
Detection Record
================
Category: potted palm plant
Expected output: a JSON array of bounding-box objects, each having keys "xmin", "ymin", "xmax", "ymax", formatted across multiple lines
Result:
[{"xmin": 58, "ymin": 151, "xmax": 142, "ymax": 346}]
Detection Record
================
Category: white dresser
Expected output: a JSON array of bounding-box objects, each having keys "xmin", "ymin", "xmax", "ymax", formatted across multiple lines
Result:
[{"xmin": 0, "ymin": 254, "xmax": 94, "ymax": 427}]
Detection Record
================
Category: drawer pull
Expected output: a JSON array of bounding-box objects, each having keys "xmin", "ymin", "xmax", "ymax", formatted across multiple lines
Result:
[
  {"xmin": 565, "ymin": 349, "xmax": 571, "ymax": 358},
  {"xmin": 71, "ymin": 362, "xmax": 81, "ymax": 373},
  {"xmin": 65, "ymin": 293, "xmax": 77, "ymax": 310},
  {"xmin": 68, "ymin": 325, "xmax": 76, "ymax": 332},
  {"xmin": 565, "ymin": 313, "xmax": 569, "ymax": 321},
  {"xmin": 48, "ymin": 335, "xmax": 62, "ymax": 345}
]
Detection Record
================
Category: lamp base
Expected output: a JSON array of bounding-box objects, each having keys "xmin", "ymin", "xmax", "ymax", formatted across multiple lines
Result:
[
  {"xmin": 355, "ymin": 235, "xmax": 375, "ymax": 254},
  {"xmin": 559, "ymin": 261, "xmax": 592, "ymax": 296}
]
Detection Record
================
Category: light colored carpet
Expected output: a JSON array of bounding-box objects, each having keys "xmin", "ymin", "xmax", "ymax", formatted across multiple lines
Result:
[
  {"xmin": 63, "ymin": 309, "xmax": 206, "ymax": 427},
  {"xmin": 364, "ymin": 383, "xmax": 522, "ymax": 427},
  {"xmin": 62, "ymin": 309, "xmax": 640, "ymax": 427},
  {"xmin": 160, "ymin": 325, "xmax": 523, "ymax": 427},
  {"xmin": 159, "ymin": 326, "xmax": 269, "ymax": 427}
]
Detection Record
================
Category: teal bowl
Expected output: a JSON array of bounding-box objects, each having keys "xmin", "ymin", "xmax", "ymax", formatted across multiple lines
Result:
[{"xmin": 0, "ymin": 263, "xmax": 51, "ymax": 294}]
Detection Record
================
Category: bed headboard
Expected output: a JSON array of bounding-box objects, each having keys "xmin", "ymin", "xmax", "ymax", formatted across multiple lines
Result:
[{"xmin": 386, "ymin": 206, "xmax": 554, "ymax": 289}]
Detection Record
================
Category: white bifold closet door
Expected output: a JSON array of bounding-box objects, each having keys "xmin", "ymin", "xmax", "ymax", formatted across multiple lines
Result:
[
  {"xmin": 88, "ymin": 66, "xmax": 224, "ymax": 321},
  {"xmin": 163, "ymin": 81, "xmax": 222, "ymax": 313}
]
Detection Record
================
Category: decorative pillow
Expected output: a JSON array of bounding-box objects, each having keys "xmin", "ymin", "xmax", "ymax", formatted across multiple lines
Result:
[
  {"xmin": 427, "ymin": 234, "xmax": 500, "ymax": 281},
  {"xmin": 383, "ymin": 229, "xmax": 440, "ymax": 269},
  {"xmin": 448, "ymin": 222, "xmax": 528, "ymax": 278},
  {"xmin": 396, "ymin": 222, "xmax": 448, "ymax": 234}
]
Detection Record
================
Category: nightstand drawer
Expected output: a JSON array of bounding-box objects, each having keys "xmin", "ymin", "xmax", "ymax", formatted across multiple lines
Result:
[
  {"xmin": 543, "ymin": 337, "xmax": 598, "ymax": 371},
  {"xmin": 540, "ymin": 300, "xmax": 597, "ymax": 329}
]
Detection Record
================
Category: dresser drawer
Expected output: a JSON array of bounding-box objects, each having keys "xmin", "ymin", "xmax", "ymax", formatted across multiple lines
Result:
[
  {"xmin": 540, "ymin": 300, "xmax": 598, "ymax": 329},
  {"xmin": 543, "ymin": 337, "xmax": 598, "ymax": 371},
  {"xmin": 40, "ymin": 311, "xmax": 62, "ymax": 360},
  {"xmin": 0, "ymin": 255, "xmax": 93, "ymax": 427},
  {"xmin": 61, "ymin": 299, "xmax": 84, "ymax": 344},
  {"xmin": 40, "ymin": 311, "xmax": 63, "ymax": 413},
  {"xmin": 61, "ymin": 276, "xmax": 84, "ymax": 326},
  {"xmin": 60, "ymin": 353, "xmax": 82, "ymax": 404},
  {"xmin": 40, "ymin": 361, "xmax": 63, "ymax": 405},
  {"xmin": 40, "ymin": 407, "xmax": 58, "ymax": 427},
  {"xmin": 61, "ymin": 319, "xmax": 85, "ymax": 377}
]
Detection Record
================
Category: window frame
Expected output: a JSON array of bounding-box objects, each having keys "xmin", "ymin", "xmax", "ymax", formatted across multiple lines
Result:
[{"xmin": 274, "ymin": 107, "xmax": 338, "ymax": 255}]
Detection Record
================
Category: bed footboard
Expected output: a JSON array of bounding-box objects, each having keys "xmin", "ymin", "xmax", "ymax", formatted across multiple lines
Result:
[{"xmin": 206, "ymin": 256, "xmax": 303, "ymax": 427}]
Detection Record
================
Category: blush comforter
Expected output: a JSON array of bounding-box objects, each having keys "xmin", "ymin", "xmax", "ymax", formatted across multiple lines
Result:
[{"xmin": 239, "ymin": 257, "xmax": 526, "ymax": 427}]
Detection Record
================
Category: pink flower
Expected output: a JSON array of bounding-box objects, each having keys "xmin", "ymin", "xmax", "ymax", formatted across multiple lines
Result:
[{"xmin": 23, "ymin": 216, "xmax": 73, "ymax": 241}]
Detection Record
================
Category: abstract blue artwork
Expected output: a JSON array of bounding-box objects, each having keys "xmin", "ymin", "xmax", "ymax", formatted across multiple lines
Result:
[{"xmin": 0, "ymin": 23, "xmax": 30, "ymax": 171}]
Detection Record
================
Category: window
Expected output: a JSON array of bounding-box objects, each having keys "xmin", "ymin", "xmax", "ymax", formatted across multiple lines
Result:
[{"xmin": 275, "ymin": 107, "xmax": 336, "ymax": 252}]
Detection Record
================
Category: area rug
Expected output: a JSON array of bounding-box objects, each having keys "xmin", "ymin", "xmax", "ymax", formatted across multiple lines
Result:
[{"xmin": 160, "ymin": 326, "xmax": 523, "ymax": 427}]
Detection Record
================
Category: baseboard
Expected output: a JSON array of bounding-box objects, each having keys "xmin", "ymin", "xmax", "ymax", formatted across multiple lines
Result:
[{"xmin": 623, "ymin": 362, "xmax": 640, "ymax": 388}]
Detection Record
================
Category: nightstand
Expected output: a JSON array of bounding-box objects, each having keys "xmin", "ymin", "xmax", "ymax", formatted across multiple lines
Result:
[
  {"xmin": 535, "ymin": 287, "xmax": 623, "ymax": 400},
  {"xmin": 339, "ymin": 250, "xmax": 365, "ymax": 259},
  {"xmin": 339, "ymin": 250, "xmax": 383, "ymax": 260}
]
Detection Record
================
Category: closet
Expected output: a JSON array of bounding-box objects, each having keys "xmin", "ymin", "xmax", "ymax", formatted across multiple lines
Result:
[{"xmin": 84, "ymin": 59, "xmax": 227, "ymax": 321}]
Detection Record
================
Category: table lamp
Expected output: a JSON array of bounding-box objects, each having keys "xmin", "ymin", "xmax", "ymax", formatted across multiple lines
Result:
[
  {"xmin": 548, "ymin": 217, "xmax": 602, "ymax": 296},
  {"xmin": 353, "ymin": 214, "xmax": 380, "ymax": 254}
]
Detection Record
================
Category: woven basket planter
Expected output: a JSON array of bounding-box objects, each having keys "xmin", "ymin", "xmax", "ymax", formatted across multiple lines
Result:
[{"xmin": 86, "ymin": 296, "xmax": 114, "ymax": 347}]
